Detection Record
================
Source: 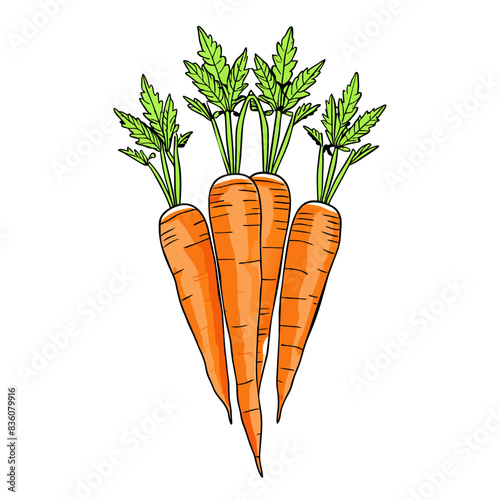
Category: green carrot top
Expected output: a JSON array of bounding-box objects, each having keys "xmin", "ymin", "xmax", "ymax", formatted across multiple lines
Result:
[
  {"xmin": 251, "ymin": 26, "xmax": 324, "ymax": 174},
  {"xmin": 114, "ymin": 76, "xmax": 192, "ymax": 208},
  {"xmin": 184, "ymin": 26, "xmax": 324, "ymax": 176},
  {"xmin": 184, "ymin": 26, "xmax": 250, "ymax": 175},
  {"xmin": 304, "ymin": 73, "xmax": 386, "ymax": 204}
]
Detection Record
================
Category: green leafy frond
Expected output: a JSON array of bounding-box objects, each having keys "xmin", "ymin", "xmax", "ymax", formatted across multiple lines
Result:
[
  {"xmin": 271, "ymin": 27, "xmax": 297, "ymax": 85},
  {"xmin": 227, "ymin": 48, "xmax": 249, "ymax": 110},
  {"xmin": 118, "ymin": 147, "xmax": 153, "ymax": 165},
  {"xmin": 184, "ymin": 96, "xmax": 212, "ymax": 120},
  {"xmin": 184, "ymin": 60, "xmax": 227, "ymax": 110},
  {"xmin": 303, "ymin": 126, "xmax": 323, "ymax": 146},
  {"xmin": 114, "ymin": 109, "xmax": 162, "ymax": 151},
  {"xmin": 178, "ymin": 131, "xmax": 193, "ymax": 148},
  {"xmin": 294, "ymin": 103, "xmax": 320, "ymax": 124},
  {"xmin": 254, "ymin": 54, "xmax": 280, "ymax": 110},
  {"xmin": 197, "ymin": 27, "xmax": 230, "ymax": 85},
  {"xmin": 140, "ymin": 75, "xmax": 164, "ymax": 140},
  {"xmin": 284, "ymin": 60, "xmax": 324, "ymax": 110},
  {"xmin": 340, "ymin": 105, "xmax": 386, "ymax": 146}
]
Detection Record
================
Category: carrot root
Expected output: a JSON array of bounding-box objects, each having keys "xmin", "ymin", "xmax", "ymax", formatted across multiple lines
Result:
[
  {"xmin": 277, "ymin": 201, "xmax": 341, "ymax": 422},
  {"xmin": 209, "ymin": 174, "xmax": 263, "ymax": 472},
  {"xmin": 251, "ymin": 173, "xmax": 291, "ymax": 390},
  {"xmin": 159, "ymin": 204, "xmax": 232, "ymax": 422}
]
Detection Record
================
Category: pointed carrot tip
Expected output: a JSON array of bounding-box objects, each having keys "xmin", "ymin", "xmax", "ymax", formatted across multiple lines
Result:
[
  {"xmin": 225, "ymin": 404, "xmax": 232, "ymax": 424},
  {"xmin": 255, "ymin": 456, "xmax": 263, "ymax": 477},
  {"xmin": 277, "ymin": 402, "xmax": 283, "ymax": 423}
]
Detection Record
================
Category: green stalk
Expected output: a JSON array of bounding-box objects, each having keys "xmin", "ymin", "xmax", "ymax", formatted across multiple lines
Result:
[
  {"xmin": 234, "ymin": 95, "xmax": 254, "ymax": 172},
  {"xmin": 148, "ymin": 162, "xmax": 173, "ymax": 207},
  {"xmin": 321, "ymin": 147, "xmax": 338, "ymax": 203},
  {"xmin": 160, "ymin": 146, "xmax": 176, "ymax": 205},
  {"xmin": 268, "ymin": 110, "xmax": 282, "ymax": 173},
  {"xmin": 250, "ymin": 96, "xmax": 269, "ymax": 173},
  {"xmin": 316, "ymin": 145, "xmax": 325, "ymax": 201},
  {"xmin": 211, "ymin": 117, "xmax": 231, "ymax": 174},
  {"xmin": 271, "ymin": 114, "xmax": 295, "ymax": 174},
  {"xmin": 326, "ymin": 150, "xmax": 356, "ymax": 204},
  {"xmin": 225, "ymin": 111, "xmax": 235, "ymax": 173},
  {"xmin": 166, "ymin": 149, "xmax": 175, "ymax": 165},
  {"xmin": 173, "ymin": 135, "xmax": 181, "ymax": 205}
]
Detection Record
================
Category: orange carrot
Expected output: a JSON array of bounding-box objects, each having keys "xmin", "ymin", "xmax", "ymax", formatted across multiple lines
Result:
[
  {"xmin": 251, "ymin": 173, "xmax": 290, "ymax": 389},
  {"xmin": 277, "ymin": 73, "xmax": 385, "ymax": 421},
  {"xmin": 276, "ymin": 202, "xmax": 340, "ymax": 421},
  {"xmin": 115, "ymin": 80, "xmax": 233, "ymax": 423},
  {"xmin": 209, "ymin": 174, "xmax": 263, "ymax": 476},
  {"xmin": 245, "ymin": 27, "xmax": 324, "ymax": 390},
  {"xmin": 160, "ymin": 204, "xmax": 232, "ymax": 422}
]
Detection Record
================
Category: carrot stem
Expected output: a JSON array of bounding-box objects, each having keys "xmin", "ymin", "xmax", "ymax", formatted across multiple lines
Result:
[
  {"xmin": 326, "ymin": 149, "xmax": 356, "ymax": 203},
  {"xmin": 160, "ymin": 146, "xmax": 176, "ymax": 205},
  {"xmin": 211, "ymin": 117, "xmax": 231, "ymax": 174},
  {"xmin": 271, "ymin": 115, "xmax": 294, "ymax": 174},
  {"xmin": 148, "ymin": 162, "xmax": 173, "ymax": 206},
  {"xmin": 225, "ymin": 112, "xmax": 235, "ymax": 173},
  {"xmin": 234, "ymin": 94, "xmax": 253, "ymax": 172},
  {"xmin": 321, "ymin": 147, "xmax": 338, "ymax": 203},
  {"xmin": 268, "ymin": 110, "xmax": 282, "ymax": 173},
  {"xmin": 316, "ymin": 144, "xmax": 325, "ymax": 201},
  {"xmin": 173, "ymin": 135, "xmax": 181, "ymax": 205},
  {"xmin": 250, "ymin": 95, "xmax": 269, "ymax": 173}
]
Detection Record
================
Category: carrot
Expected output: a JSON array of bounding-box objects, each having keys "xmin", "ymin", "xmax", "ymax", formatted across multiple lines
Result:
[
  {"xmin": 251, "ymin": 173, "xmax": 290, "ymax": 389},
  {"xmin": 160, "ymin": 204, "xmax": 231, "ymax": 422},
  {"xmin": 248, "ymin": 27, "xmax": 323, "ymax": 389},
  {"xmin": 114, "ymin": 75, "xmax": 232, "ymax": 422},
  {"xmin": 209, "ymin": 174, "xmax": 262, "ymax": 475},
  {"xmin": 277, "ymin": 73, "xmax": 386, "ymax": 421},
  {"xmin": 185, "ymin": 28, "xmax": 263, "ymax": 475},
  {"xmin": 277, "ymin": 202, "xmax": 341, "ymax": 421}
]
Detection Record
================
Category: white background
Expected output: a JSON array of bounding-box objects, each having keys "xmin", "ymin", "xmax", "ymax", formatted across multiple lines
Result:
[{"xmin": 2, "ymin": 1, "xmax": 500, "ymax": 499}]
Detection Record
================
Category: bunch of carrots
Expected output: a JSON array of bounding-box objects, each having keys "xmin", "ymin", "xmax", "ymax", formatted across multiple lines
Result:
[{"xmin": 114, "ymin": 26, "xmax": 385, "ymax": 476}]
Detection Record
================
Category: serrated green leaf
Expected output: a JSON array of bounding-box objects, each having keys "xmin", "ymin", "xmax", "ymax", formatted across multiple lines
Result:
[
  {"xmin": 197, "ymin": 27, "xmax": 230, "ymax": 86},
  {"xmin": 178, "ymin": 131, "xmax": 193, "ymax": 148},
  {"xmin": 184, "ymin": 96, "xmax": 211, "ymax": 120},
  {"xmin": 253, "ymin": 54, "xmax": 280, "ymax": 110},
  {"xmin": 351, "ymin": 143, "xmax": 379, "ymax": 164},
  {"xmin": 227, "ymin": 48, "xmax": 249, "ymax": 110},
  {"xmin": 119, "ymin": 147, "xmax": 149, "ymax": 165},
  {"xmin": 185, "ymin": 60, "xmax": 227, "ymax": 110},
  {"xmin": 294, "ymin": 103, "xmax": 320, "ymax": 124},
  {"xmin": 284, "ymin": 60, "xmax": 324, "ymax": 110},
  {"xmin": 303, "ymin": 126, "xmax": 323, "ymax": 147},
  {"xmin": 140, "ymin": 75, "xmax": 164, "ymax": 140},
  {"xmin": 271, "ymin": 27, "xmax": 297, "ymax": 85},
  {"xmin": 162, "ymin": 94, "xmax": 178, "ymax": 149},
  {"xmin": 341, "ymin": 105, "xmax": 386, "ymax": 146},
  {"xmin": 321, "ymin": 95, "xmax": 340, "ymax": 144},
  {"xmin": 338, "ymin": 73, "xmax": 361, "ymax": 126},
  {"xmin": 114, "ymin": 109, "xmax": 162, "ymax": 151}
]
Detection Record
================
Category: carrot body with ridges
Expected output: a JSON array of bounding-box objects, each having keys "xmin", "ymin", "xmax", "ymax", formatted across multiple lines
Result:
[
  {"xmin": 251, "ymin": 173, "xmax": 290, "ymax": 389},
  {"xmin": 209, "ymin": 174, "xmax": 263, "ymax": 475},
  {"xmin": 160, "ymin": 204, "xmax": 232, "ymax": 422},
  {"xmin": 277, "ymin": 201, "xmax": 341, "ymax": 421}
]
